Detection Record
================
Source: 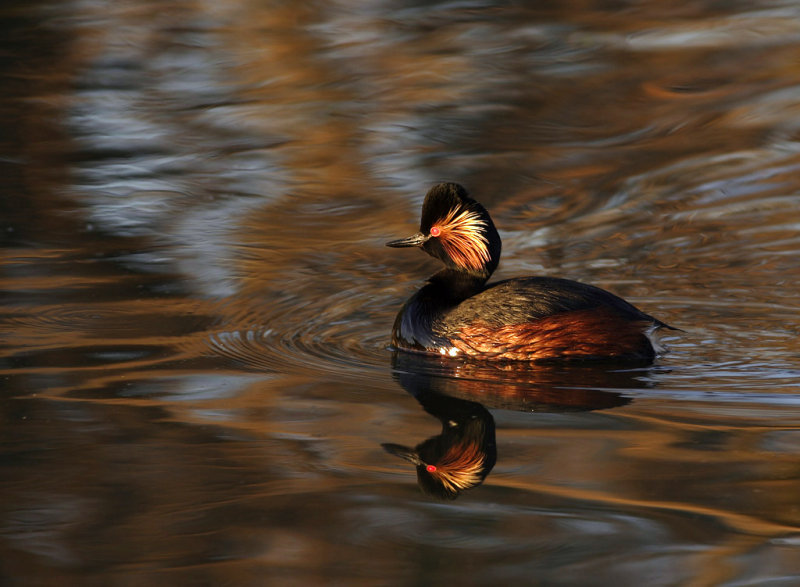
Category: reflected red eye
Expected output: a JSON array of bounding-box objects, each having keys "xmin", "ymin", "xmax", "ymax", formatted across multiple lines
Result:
[
  {"xmin": 426, "ymin": 465, "xmax": 437, "ymax": 473},
  {"xmin": 430, "ymin": 226, "xmax": 441, "ymax": 237}
]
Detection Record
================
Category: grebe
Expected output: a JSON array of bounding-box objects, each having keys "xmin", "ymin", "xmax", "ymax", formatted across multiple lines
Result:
[
  {"xmin": 382, "ymin": 390, "xmax": 496, "ymax": 499},
  {"xmin": 386, "ymin": 182, "xmax": 675, "ymax": 361}
]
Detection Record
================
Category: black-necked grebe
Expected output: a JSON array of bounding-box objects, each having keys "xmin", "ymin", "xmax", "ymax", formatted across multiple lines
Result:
[
  {"xmin": 386, "ymin": 182, "xmax": 675, "ymax": 361},
  {"xmin": 382, "ymin": 390, "xmax": 496, "ymax": 499}
]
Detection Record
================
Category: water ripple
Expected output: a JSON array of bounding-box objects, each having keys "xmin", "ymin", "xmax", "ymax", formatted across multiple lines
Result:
[{"xmin": 204, "ymin": 318, "xmax": 390, "ymax": 378}]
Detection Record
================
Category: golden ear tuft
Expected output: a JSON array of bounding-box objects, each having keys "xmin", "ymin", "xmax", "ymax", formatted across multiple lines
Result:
[
  {"xmin": 430, "ymin": 207, "xmax": 490, "ymax": 270},
  {"xmin": 426, "ymin": 440, "xmax": 485, "ymax": 493}
]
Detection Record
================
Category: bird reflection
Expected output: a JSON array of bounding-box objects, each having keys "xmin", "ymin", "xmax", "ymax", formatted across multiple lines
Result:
[
  {"xmin": 384, "ymin": 352, "xmax": 656, "ymax": 498},
  {"xmin": 383, "ymin": 391, "xmax": 496, "ymax": 500}
]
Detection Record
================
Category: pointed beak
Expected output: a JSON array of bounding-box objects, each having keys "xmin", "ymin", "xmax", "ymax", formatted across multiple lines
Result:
[
  {"xmin": 381, "ymin": 443, "xmax": 424, "ymax": 466},
  {"xmin": 386, "ymin": 232, "xmax": 429, "ymax": 248}
]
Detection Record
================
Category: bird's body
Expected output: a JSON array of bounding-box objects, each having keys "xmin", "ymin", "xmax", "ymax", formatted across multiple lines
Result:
[{"xmin": 387, "ymin": 183, "xmax": 674, "ymax": 362}]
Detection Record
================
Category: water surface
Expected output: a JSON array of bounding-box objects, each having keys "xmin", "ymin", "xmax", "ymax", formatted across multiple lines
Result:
[{"xmin": 2, "ymin": 1, "xmax": 800, "ymax": 585}]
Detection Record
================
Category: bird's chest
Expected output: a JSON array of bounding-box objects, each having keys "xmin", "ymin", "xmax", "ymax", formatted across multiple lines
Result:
[{"xmin": 392, "ymin": 294, "xmax": 458, "ymax": 355}]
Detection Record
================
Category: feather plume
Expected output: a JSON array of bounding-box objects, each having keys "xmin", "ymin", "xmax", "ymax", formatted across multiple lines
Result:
[
  {"xmin": 432, "ymin": 207, "xmax": 490, "ymax": 270},
  {"xmin": 427, "ymin": 440, "xmax": 485, "ymax": 493}
]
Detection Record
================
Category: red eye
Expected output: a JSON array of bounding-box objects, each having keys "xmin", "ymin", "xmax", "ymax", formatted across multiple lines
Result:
[
  {"xmin": 426, "ymin": 465, "xmax": 437, "ymax": 473},
  {"xmin": 430, "ymin": 226, "xmax": 441, "ymax": 237}
]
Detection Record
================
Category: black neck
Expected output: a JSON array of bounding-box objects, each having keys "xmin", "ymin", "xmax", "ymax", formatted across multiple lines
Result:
[{"xmin": 426, "ymin": 268, "xmax": 488, "ymax": 305}]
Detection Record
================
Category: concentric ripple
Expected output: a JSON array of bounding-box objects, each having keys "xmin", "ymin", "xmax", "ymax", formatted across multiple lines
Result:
[{"xmin": 202, "ymin": 304, "xmax": 393, "ymax": 379}]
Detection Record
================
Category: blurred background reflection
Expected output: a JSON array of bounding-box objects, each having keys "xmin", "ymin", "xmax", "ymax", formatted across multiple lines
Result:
[{"xmin": 2, "ymin": 0, "xmax": 800, "ymax": 584}]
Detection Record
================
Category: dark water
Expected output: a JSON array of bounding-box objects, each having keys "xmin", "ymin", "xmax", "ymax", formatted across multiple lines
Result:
[{"xmin": 2, "ymin": 1, "xmax": 800, "ymax": 584}]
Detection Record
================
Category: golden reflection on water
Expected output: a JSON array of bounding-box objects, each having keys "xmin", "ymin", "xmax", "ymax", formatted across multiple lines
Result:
[{"xmin": 2, "ymin": 0, "xmax": 800, "ymax": 584}]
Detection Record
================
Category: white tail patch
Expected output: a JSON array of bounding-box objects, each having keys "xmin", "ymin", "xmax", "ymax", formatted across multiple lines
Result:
[{"xmin": 645, "ymin": 323, "xmax": 670, "ymax": 356}]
